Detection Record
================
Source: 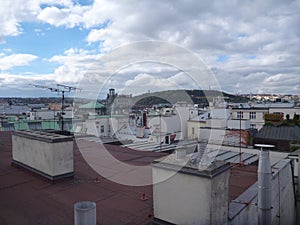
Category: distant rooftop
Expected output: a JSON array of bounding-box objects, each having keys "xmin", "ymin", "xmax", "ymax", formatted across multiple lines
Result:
[
  {"xmin": 0, "ymin": 105, "xmax": 30, "ymax": 115},
  {"xmin": 256, "ymin": 125, "xmax": 300, "ymax": 141},
  {"xmin": 79, "ymin": 101, "xmax": 105, "ymax": 109}
]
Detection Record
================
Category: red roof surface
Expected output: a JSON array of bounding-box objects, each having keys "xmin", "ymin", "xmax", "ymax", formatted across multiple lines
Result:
[
  {"xmin": 229, "ymin": 163, "xmax": 258, "ymax": 200},
  {"xmin": 0, "ymin": 132, "xmax": 166, "ymax": 225},
  {"xmin": 0, "ymin": 131, "xmax": 258, "ymax": 224}
]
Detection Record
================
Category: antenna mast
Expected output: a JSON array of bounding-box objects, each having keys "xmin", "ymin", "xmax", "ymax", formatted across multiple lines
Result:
[{"xmin": 30, "ymin": 84, "xmax": 80, "ymax": 133}]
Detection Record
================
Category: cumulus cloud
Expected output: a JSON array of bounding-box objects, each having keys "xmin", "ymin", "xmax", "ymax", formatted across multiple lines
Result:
[
  {"xmin": 0, "ymin": 0, "xmax": 40, "ymax": 41},
  {"xmin": 0, "ymin": 0, "xmax": 81, "ymax": 40},
  {"xmin": 123, "ymin": 73, "xmax": 179, "ymax": 95},
  {"xmin": 74, "ymin": 0, "xmax": 300, "ymax": 94},
  {"xmin": 119, "ymin": 71, "xmax": 204, "ymax": 96},
  {"xmin": 0, "ymin": 0, "xmax": 299, "ymax": 95},
  {"xmin": 46, "ymin": 48, "xmax": 104, "ymax": 83},
  {"xmin": 0, "ymin": 53, "xmax": 38, "ymax": 70}
]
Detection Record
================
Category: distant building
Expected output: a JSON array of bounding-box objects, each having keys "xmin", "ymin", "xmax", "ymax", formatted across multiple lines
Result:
[
  {"xmin": 187, "ymin": 108, "xmax": 230, "ymax": 139},
  {"xmin": 106, "ymin": 88, "xmax": 133, "ymax": 115},
  {"xmin": 231, "ymin": 103, "xmax": 300, "ymax": 130},
  {"xmin": 78, "ymin": 101, "xmax": 106, "ymax": 116},
  {"xmin": 253, "ymin": 125, "xmax": 300, "ymax": 151},
  {"xmin": 231, "ymin": 107, "xmax": 268, "ymax": 130},
  {"xmin": 29, "ymin": 109, "xmax": 73, "ymax": 120},
  {"xmin": 0, "ymin": 105, "xmax": 30, "ymax": 115}
]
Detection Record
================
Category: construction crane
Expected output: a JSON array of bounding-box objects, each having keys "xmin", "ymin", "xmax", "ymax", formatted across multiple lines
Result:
[{"xmin": 29, "ymin": 84, "xmax": 80, "ymax": 133}]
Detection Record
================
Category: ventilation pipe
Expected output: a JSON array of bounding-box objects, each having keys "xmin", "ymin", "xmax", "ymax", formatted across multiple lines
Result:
[
  {"xmin": 298, "ymin": 151, "xmax": 300, "ymax": 225},
  {"xmin": 255, "ymin": 144, "xmax": 274, "ymax": 225},
  {"xmin": 74, "ymin": 201, "xmax": 96, "ymax": 225}
]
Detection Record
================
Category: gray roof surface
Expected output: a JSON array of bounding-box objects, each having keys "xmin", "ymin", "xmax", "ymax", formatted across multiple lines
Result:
[{"xmin": 256, "ymin": 125, "xmax": 300, "ymax": 141}]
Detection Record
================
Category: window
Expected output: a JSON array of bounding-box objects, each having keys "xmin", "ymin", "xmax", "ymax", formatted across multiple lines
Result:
[
  {"xmin": 250, "ymin": 124, "xmax": 256, "ymax": 129},
  {"xmin": 249, "ymin": 112, "xmax": 256, "ymax": 119},
  {"xmin": 237, "ymin": 111, "xmax": 243, "ymax": 119},
  {"xmin": 192, "ymin": 127, "xmax": 195, "ymax": 135},
  {"xmin": 100, "ymin": 125, "xmax": 105, "ymax": 133},
  {"xmin": 28, "ymin": 122, "xmax": 42, "ymax": 130}
]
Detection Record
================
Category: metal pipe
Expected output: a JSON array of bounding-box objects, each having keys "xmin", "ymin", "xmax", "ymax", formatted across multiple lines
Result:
[
  {"xmin": 298, "ymin": 151, "xmax": 300, "ymax": 200},
  {"xmin": 297, "ymin": 151, "xmax": 300, "ymax": 225},
  {"xmin": 74, "ymin": 201, "xmax": 96, "ymax": 225},
  {"xmin": 256, "ymin": 144, "xmax": 274, "ymax": 225}
]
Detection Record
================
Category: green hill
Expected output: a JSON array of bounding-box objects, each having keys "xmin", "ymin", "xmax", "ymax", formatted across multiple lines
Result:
[{"xmin": 132, "ymin": 89, "xmax": 248, "ymax": 109}]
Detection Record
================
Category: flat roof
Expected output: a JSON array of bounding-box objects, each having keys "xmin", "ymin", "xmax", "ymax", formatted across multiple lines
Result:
[
  {"xmin": 0, "ymin": 132, "xmax": 259, "ymax": 224},
  {"xmin": 229, "ymin": 164, "xmax": 258, "ymax": 200},
  {"xmin": 0, "ymin": 131, "xmax": 166, "ymax": 225}
]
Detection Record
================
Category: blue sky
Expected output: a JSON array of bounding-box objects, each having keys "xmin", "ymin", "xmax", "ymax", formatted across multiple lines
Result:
[{"xmin": 0, "ymin": 0, "xmax": 299, "ymax": 97}]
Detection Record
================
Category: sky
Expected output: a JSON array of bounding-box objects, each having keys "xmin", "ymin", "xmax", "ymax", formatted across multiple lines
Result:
[{"xmin": 0, "ymin": 0, "xmax": 299, "ymax": 98}]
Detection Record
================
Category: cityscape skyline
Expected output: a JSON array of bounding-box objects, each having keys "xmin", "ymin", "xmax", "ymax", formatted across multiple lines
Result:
[{"xmin": 0, "ymin": 0, "xmax": 299, "ymax": 97}]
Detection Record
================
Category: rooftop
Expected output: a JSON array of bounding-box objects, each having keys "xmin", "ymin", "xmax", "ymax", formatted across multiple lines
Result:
[
  {"xmin": 256, "ymin": 125, "xmax": 300, "ymax": 141},
  {"xmin": 79, "ymin": 101, "xmax": 105, "ymax": 109},
  {"xmin": 0, "ymin": 131, "xmax": 258, "ymax": 224},
  {"xmin": 0, "ymin": 132, "xmax": 165, "ymax": 225}
]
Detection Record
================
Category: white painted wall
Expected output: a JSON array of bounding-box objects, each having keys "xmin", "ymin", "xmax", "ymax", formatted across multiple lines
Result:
[
  {"xmin": 12, "ymin": 133, "xmax": 73, "ymax": 178},
  {"xmin": 110, "ymin": 116, "xmax": 128, "ymax": 136},
  {"xmin": 187, "ymin": 120, "xmax": 206, "ymax": 140},
  {"xmin": 231, "ymin": 109, "xmax": 267, "ymax": 130},
  {"xmin": 174, "ymin": 106, "xmax": 193, "ymax": 139},
  {"xmin": 148, "ymin": 115, "xmax": 183, "ymax": 139},
  {"xmin": 228, "ymin": 119, "xmax": 250, "ymax": 129},
  {"xmin": 153, "ymin": 169, "xmax": 210, "ymax": 225},
  {"xmin": 206, "ymin": 118, "xmax": 227, "ymax": 128},
  {"xmin": 75, "ymin": 116, "xmax": 128, "ymax": 137},
  {"xmin": 153, "ymin": 161, "xmax": 230, "ymax": 225}
]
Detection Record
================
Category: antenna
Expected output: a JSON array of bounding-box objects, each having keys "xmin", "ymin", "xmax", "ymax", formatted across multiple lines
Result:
[{"xmin": 29, "ymin": 83, "xmax": 81, "ymax": 132}]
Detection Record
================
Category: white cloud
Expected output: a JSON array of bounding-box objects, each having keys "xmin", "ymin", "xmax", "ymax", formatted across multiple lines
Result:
[
  {"xmin": 0, "ymin": 53, "xmax": 38, "ymax": 70},
  {"xmin": 37, "ymin": 4, "xmax": 89, "ymax": 28},
  {"xmin": 37, "ymin": 7, "xmax": 67, "ymax": 26},
  {"xmin": 0, "ymin": 0, "xmax": 299, "ymax": 95},
  {"xmin": 39, "ymin": 0, "xmax": 74, "ymax": 7},
  {"xmin": 123, "ymin": 73, "xmax": 178, "ymax": 95},
  {"xmin": 48, "ymin": 48, "xmax": 104, "ymax": 83},
  {"xmin": 120, "ymin": 71, "xmax": 202, "ymax": 95},
  {"xmin": 0, "ymin": 0, "xmax": 40, "ymax": 40}
]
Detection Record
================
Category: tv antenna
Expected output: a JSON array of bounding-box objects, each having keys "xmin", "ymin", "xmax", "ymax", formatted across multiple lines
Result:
[{"xmin": 29, "ymin": 84, "xmax": 80, "ymax": 132}]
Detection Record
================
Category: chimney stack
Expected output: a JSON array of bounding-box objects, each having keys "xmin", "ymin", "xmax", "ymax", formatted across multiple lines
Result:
[{"xmin": 255, "ymin": 144, "xmax": 274, "ymax": 225}]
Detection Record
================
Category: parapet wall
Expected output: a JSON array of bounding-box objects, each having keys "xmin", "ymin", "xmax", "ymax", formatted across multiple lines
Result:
[
  {"xmin": 229, "ymin": 159, "xmax": 296, "ymax": 225},
  {"xmin": 152, "ymin": 156, "xmax": 231, "ymax": 225},
  {"xmin": 12, "ymin": 130, "xmax": 74, "ymax": 180}
]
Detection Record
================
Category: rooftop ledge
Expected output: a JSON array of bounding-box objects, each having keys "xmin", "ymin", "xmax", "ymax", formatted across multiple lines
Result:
[
  {"xmin": 152, "ymin": 155, "xmax": 231, "ymax": 179},
  {"xmin": 13, "ymin": 130, "xmax": 73, "ymax": 143}
]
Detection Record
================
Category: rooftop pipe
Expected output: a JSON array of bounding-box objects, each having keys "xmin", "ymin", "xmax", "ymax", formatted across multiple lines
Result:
[{"xmin": 256, "ymin": 144, "xmax": 274, "ymax": 225}]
